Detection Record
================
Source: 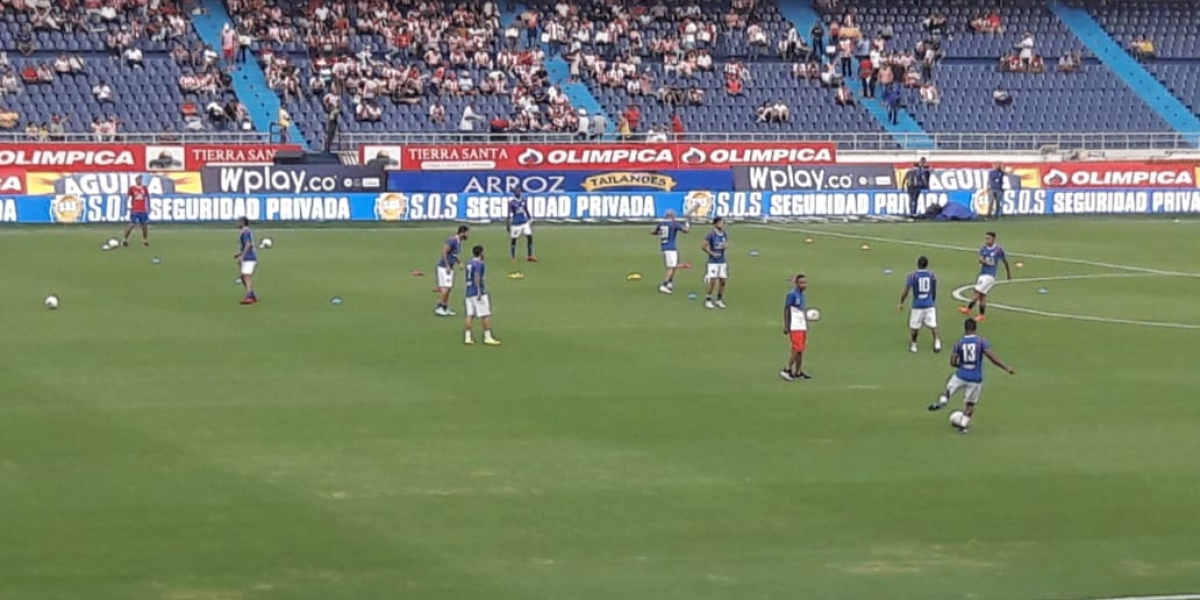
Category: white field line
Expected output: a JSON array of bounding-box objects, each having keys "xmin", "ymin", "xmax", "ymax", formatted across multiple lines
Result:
[
  {"xmin": 1069, "ymin": 596, "xmax": 1200, "ymax": 600},
  {"xmin": 950, "ymin": 274, "xmax": 1200, "ymax": 330},
  {"xmin": 749, "ymin": 224, "xmax": 1200, "ymax": 278}
]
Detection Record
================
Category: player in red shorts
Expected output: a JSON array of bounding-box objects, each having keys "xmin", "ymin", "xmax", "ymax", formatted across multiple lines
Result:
[
  {"xmin": 122, "ymin": 175, "xmax": 150, "ymax": 247},
  {"xmin": 780, "ymin": 273, "xmax": 813, "ymax": 381}
]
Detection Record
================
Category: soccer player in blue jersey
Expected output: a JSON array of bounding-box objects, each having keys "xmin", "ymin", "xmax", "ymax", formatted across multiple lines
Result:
[
  {"xmin": 463, "ymin": 245, "xmax": 501, "ymax": 346},
  {"xmin": 435, "ymin": 225, "xmax": 470, "ymax": 316},
  {"xmin": 960, "ymin": 231, "xmax": 1010, "ymax": 322},
  {"xmin": 507, "ymin": 190, "xmax": 537, "ymax": 263},
  {"xmin": 701, "ymin": 216, "xmax": 729, "ymax": 309},
  {"xmin": 780, "ymin": 273, "xmax": 813, "ymax": 381},
  {"xmin": 928, "ymin": 318, "xmax": 1015, "ymax": 434},
  {"xmin": 898, "ymin": 255, "xmax": 943, "ymax": 353},
  {"xmin": 651, "ymin": 209, "xmax": 690, "ymax": 294},
  {"xmin": 233, "ymin": 216, "xmax": 258, "ymax": 305}
]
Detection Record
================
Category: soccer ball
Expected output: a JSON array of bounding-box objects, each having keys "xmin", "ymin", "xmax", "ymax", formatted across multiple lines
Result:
[
  {"xmin": 949, "ymin": 410, "xmax": 965, "ymax": 428},
  {"xmin": 259, "ymin": 237, "xmax": 274, "ymax": 249},
  {"xmin": 44, "ymin": 294, "xmax": 59, "ymax": 309},
  {"xmin": 102, "ymin": 238, "xmax": 120, "ymax": 250},
  {"xmin": 805, "ymin": 308, "xmax": 821, "ymax": 321}
]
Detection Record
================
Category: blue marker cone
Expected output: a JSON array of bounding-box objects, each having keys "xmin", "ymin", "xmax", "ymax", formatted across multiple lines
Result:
[
  {"xmin": 151, "ymin": 257, "xmax": 161, "ymax": 265},
  {"xmin": 330, "ymin": 297, "xmax": 344, "ymax": 306},
  {"xmin": 1037, "ymin": 287, "xmax": 1049, "ymax": 295},
  {"xmin": 883, "ymin": 268, "xmax": 893, "ymax": 275},
  {"xmin": 687, "ymin": 292, "xmax": 698, "ymax": 300},
  {"xmin": 748, "ymin": 250, "xmax": 760, "ymax": 257}
]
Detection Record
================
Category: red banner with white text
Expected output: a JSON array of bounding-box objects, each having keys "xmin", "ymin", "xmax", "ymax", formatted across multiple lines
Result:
[
  {"xmin": 0, "ymin": 143, "xmax": 302, "ymax": 172},
  {"xmin": 361, "ymin": 142, "xmax": 838, "ymax": 171}
]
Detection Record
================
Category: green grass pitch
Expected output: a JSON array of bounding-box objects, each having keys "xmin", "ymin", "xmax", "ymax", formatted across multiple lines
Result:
[{"xmin": 2, "ymin": 219, "xmax": 1200, "ymax": 600}]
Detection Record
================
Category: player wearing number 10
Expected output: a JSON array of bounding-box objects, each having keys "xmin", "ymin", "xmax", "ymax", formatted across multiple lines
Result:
[
  {"xmin": 651, "ymin": 209, "xmax": 689, "ymax": 294},
  {"xmin": 928, "ymin": 318, "xmax": 1015, "ymax": 434},
  {"xmin": 898, "ymin": 255, "xmax": 942, "ymax": 354}
]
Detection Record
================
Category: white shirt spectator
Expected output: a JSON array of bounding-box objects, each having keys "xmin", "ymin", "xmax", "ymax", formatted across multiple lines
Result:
[
  {"xmin": 458, "ymin": 105, "xmax": 484, "ymax": 131},
  {"xmin": 92, "ymin": 83, "xmax": 114, "ymax": 102},
  {"xmin": 1019, "ymin": 34, "xmax": 1035, "ymax": 61},
  {"xmin": 123, "ymin": 47, "xmax": 143, "ymax": 65}
]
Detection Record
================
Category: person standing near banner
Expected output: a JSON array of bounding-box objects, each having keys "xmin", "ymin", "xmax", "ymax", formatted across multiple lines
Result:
[
  {"xmin": 987, "ymin": 163, "xmax": 1006, "ymax": 220},
  {"xmin": 904, "ymin": 158, "xmax": 931, "ymax": 217},
  {"xmin": 122, "ymin": 175, "xmax": 150, "ymax": 247}
]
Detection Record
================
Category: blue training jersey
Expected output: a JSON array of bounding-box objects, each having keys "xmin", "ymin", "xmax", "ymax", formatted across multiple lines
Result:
[
  {"xmin": 438, "ymin": 235, "xmax": 462, "ymax": 268},
  {"xmin": 953, "ymin": 334, "xmax": 991, "ymax": 383},
  {"xmin": 465, "ymin": 258, "xmax": 487, "ymax": 297},
  {"xmin": 509, "ymin": 197, "xmax": 531, "ymax": 225},
  {"xmin": 785, "ymin": 289, "xmax": 806, "ymax": 311},
  {"xmin": 988, "ymin": 169, "xmax": 1005, "ymax": 191},
  {"xmin": 656, "ymin": 220, "xmax": 686, "ymax": 251},
  {"xmin": 704, "ymin": 229, "xmax": 728, "ymax": 264},
  {"xmin": 979, "ymin": 244, "xmax": 1005, "ymax": 276},
  {"xmin": 907, "ymin": 269, "xmax": 937, "ymax": 309},
  {"xmin": 240, "ymin": 228, "xmax": 257, "ymax": 261}
]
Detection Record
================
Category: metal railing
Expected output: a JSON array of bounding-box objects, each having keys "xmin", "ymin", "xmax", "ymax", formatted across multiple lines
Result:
[
  {"xmin": 335, "ymin": 131, "xmax": 1200, "ymax": 152},
  {"xmin": 2, "ymin": 130, "xmax": 1197, "ymax": 152},
  {"xmin": 0, "ymin": 131, "xmax": 279, "ymax": 145}
]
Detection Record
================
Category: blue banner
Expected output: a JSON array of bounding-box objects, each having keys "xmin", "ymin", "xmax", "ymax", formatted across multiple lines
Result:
[
  {"xmin": 387, "ymin": 169, "xmax": 733, "ymax": 194},
  {"xmin": 1, "ymin": 188, "xmax": 1197, "ymax": 223}
]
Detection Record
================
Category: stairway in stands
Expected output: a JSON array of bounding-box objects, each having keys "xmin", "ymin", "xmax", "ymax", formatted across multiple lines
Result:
[
  {"xmin": 192, "ymin": 0, "xmax": 308, "ymax": 148},
  {"xmin": 776, "ymin": 0, "xmax": 936, "ymax": 150},
  {"xmin": 1051, "ymin": 2, "xmax": 1200, "ymax": 146}
]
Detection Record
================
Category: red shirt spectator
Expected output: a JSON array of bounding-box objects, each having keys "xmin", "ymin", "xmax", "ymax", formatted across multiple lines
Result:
[
  {"xmin": 623, "ymin": 105, "xmax": 641, "ymax": 131},
  {"xmin": 726, "ymin": 76, "xmax": 743, "ymax": 95},
  {"xmin": 671, "ymin": 113, "xmax": 684, "ymax": 139}
]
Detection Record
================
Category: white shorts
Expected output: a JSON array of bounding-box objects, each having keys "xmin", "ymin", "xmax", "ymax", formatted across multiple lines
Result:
[
  {"xmin": 975, "ymin": 274, "xmax": 997, "ymax": 295},
  {"xmin": 945, "ymin": 375, "xmax": 983, "ymax": 404},
  {"xmin": 240, "ymin": 260, "xmax": 257, "ymax": 276},
  {"xmin": 509, "ymin": 222, "xmax": 533, "ymax": 238},
  {"xmin": 437, "ymin": 266, "xmax": 455, "ymax": 289},
  {"xmin": 909, "ymin": 307, "xmax": 938, "ymax": 330},
  {"xmin": 465, "ymin": 294, "xmax": 492, "ymax": 318},
  {"xmin": 663, "ymin": 250, "xmax": 679, "ymax": 269},
  {"xmin": 705, "ymin": 262, "xmax": 728, "ymax": 281}
]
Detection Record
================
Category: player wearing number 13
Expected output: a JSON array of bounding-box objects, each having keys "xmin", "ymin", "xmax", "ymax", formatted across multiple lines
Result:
[
  {"xmin": 960, "ymin": 231, "xmax": 1010, "ymax": 322},
  {"xmin": 928, "ymin": 318, "xmax": 1015, "ymax": 434},
  {"xmin": 898, "ymin": 255, "xmax": 942, "ymax": 354}
]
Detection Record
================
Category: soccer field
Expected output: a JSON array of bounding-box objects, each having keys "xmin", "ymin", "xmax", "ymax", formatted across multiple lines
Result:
[{"xmin": 2, "ymin": 219, "xmax": 1199, "ymax": 600}]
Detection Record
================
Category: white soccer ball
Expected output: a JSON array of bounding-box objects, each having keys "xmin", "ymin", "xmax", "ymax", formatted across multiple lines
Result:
[
  {"xmin": 44, "ymin": 294, "xmax": 59, "ymax": 309},
  {"xmin": 102, "ymin": 238, "xmax": 119, "ymax": 250},
  {"xmin": 805, "ymin": 308, "xmax": 821, "ymax": 321},
  {"xmin": 259, "ymin": 237, "xmax": 274, "ymax": 249},
  {"xmin": 949, "ymin": 410, "xmax": 965, "ymax": 428}
]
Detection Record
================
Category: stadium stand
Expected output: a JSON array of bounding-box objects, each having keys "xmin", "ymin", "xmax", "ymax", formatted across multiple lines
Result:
[
  {"xmin": 1087, "ymin": 0, "xmax": 1200, "ymax": 118},
  {"xmin": 0, "ymin": 0, "xmax": 259, "ymax": 139},
  {"xmin": 1, "ymin": 0, "xmax": 1198, "ymax": 149}
]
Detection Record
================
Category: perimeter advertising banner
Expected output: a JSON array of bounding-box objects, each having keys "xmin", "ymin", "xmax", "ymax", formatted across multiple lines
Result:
[
  {"xmin": 0, "ymin": 143, "xmax": 303, "ymax": 172},
  {"xmin": 387, "ymin": 170, "xmax": 733, "ymax": 193},
  {"xmin": 3, "ymin": 188, "xmax": 1198, "ymax": 223},
  {"xmin": 361, "ymin": 141, "xmax": 838, "ymax": 171},
  {"xmin": 201, "ymin": 164, "xmax": 386, "ymax": 195}
]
